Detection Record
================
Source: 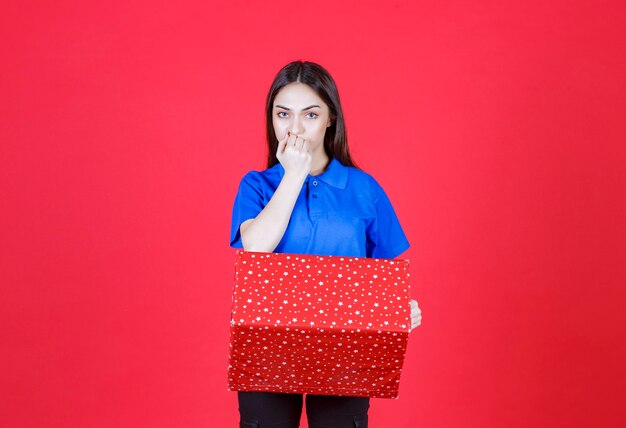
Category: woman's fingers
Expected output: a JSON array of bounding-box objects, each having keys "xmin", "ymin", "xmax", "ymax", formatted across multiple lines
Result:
[
  {"xmin": 276, "ymin": 132, "xmax": 290, "ymax": 156},
  {"xmin": 277, "ymin": 132, "xmax": 303, "ymax": 159},
  {"xmin": 283, "ymin": 133, "xmax": 307, "ymax": 153},
  {"xmin": 295, "ymin": 136, "xmax": 305, "ymax": 151},
  {"xmin": 410, "ymin": 313, "xmax": 422, "ymax": 329},
  {"xmin": 409, "ymin": 299, "xmax": 422, "ymax": 331}
]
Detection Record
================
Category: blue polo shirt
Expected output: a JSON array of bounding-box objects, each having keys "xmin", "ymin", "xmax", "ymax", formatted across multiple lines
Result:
[{"xmin": 229, "ymin": 157, "xmax": 410, "ymax": 259}]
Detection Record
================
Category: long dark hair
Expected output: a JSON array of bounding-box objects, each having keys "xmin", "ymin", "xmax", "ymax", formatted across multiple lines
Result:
[{"xmin": 265, "ymin": 61, "xmax": 359, "ymax": 170}]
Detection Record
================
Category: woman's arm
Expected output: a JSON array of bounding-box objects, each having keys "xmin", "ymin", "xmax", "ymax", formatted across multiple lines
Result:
[
  {"xmin": 240, "ymin": 171, "xmax": 307, "ymax": 252},
  {"xmin": 240, "ymin": 133, "xmax": 311, "ymax": 252}
]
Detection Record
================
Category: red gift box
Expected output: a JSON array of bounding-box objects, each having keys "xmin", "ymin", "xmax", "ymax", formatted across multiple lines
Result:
[{"xmin": 227, "ymin": 250, "xmax": 412, "ymax": 399}]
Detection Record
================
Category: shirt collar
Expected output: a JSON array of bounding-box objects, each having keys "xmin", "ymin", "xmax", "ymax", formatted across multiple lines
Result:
[{"xmin": 278, "ymin": 157, "xmax": 348, "ymax": 189}]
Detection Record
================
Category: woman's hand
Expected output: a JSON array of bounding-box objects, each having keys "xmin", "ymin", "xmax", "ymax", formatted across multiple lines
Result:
[
  {"xmin": 410, "ymin": 299, "xmax": 422, "ymax": 331},
  {"xmin": 240, "ymin": 131, "xmax": 310, "ymax": 253},
  {"xmin": 276, "ymin": 131, "xmax": 312, "ymax": 178}
]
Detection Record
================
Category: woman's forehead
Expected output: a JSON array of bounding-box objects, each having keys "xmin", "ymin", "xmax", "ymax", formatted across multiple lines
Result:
[{"xmin": 274, "ymin": 83, "xmax": 327, "ymax": 109}]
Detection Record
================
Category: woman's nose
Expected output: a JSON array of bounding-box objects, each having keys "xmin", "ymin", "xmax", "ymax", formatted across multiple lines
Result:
[{"xmin": 290, "ymin": 118, "xmax": 304, "ymax": 135}]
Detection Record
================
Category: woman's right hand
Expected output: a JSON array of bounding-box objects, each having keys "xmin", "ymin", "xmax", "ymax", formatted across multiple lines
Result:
[{"xmin": 276, "ymin": 131, "xmax": 312, "ymax": 178}]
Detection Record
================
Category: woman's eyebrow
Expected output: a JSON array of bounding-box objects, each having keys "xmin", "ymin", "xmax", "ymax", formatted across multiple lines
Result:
[{"xmin": 275, "ymin": 104, "xmax": 321, "ymax": 111}]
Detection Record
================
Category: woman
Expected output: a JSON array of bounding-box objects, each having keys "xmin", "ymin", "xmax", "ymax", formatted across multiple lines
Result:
[{"xmin": 230, "ymin": 60, "xmax": 422, "ymax": 428}]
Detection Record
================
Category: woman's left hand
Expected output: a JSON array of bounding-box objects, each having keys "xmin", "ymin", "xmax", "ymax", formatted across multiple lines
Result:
[{"xmin": 409, "ymin": 299, "xmax": 422, "ymax": 331}]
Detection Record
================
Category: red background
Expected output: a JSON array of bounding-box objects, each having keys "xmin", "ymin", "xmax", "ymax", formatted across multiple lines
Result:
[{"xmin": 2, "ymin": 1, "xmax": 625, "ymax": 427}]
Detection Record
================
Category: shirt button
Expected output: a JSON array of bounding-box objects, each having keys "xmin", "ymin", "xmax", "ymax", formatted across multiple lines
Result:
[
  {"xmin": 312, "ymin": 194, "xmax": 318, "ymax": 198},
  {"xmin": 312, "ymin": 180, "xmax": 318, "ymax": 186}
]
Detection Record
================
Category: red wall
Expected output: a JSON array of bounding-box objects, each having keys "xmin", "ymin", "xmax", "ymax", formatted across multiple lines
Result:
[{"xmin": 2, "ymin": 1, "xmax": 625, "ymax": 427}]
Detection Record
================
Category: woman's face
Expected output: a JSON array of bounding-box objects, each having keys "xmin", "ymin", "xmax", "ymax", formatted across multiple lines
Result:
[{"xmin": 272, "ymin": 82, "xmax": 332, "ymax": 158}]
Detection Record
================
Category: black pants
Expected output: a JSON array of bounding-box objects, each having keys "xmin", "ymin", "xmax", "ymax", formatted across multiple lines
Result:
[{"xmin": 238, "ymin": 391, "xmax": 369, "ymax": 428}]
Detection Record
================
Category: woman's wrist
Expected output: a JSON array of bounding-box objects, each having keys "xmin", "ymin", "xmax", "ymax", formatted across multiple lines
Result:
[{"xmin": 282, "ymin": 169, "xmax": 309, "ymax": 183}]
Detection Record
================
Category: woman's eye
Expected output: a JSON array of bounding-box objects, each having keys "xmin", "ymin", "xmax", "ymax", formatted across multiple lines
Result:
[{"xmin": 276, "ymin": 111, "xmax": 318, "ymax": 118}]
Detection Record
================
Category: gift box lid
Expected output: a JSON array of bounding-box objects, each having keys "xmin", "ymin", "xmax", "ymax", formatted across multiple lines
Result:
[{"xmin": 231, "ymin": 250, "xmax": 411, "ymax": 332}]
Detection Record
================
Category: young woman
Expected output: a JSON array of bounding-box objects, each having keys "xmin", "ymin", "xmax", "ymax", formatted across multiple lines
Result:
[{"xmin": 229, "ymin": 60, "xmax": 422, "ymax": 428}]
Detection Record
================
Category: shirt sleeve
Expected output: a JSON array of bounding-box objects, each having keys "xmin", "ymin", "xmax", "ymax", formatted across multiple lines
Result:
[
  {"xmin": 366, "ymin": 183, "xmax": 410, "ymax": 259},
  {"xmin": 230, "ymin": 172, "xmax": 266, "ymax": 248}
]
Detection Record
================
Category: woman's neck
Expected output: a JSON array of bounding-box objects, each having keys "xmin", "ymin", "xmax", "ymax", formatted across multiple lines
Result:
[{"xmin": 310, "ymin": 152, "xmax": 330, "ymax": 176}]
